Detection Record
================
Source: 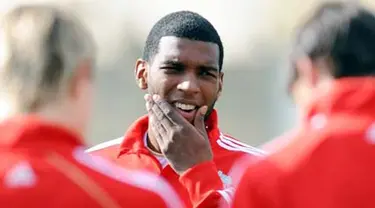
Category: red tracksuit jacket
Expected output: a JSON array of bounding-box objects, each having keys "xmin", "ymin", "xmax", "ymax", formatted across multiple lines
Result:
[
  {"xmin": 0, "ymin": 116, "xmax": 182, "ymax": 208},
  {"xmin": 88, "ymin": 109, "xmax": 264, "ymax": 208},
  {"xmin": 232, "ymin": 77, "xmax": 375, "ymax": 208}
]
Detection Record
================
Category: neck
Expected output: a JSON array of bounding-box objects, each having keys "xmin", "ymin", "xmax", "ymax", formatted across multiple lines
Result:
[
  {"xmin": 316, "ymin": 76, "xmax": 334, "ymax": 94},
  {"xmin": 299, "ymin": 77, "xmax": 334, "ymax": 117},
  {"xmin": 43, "ymin": 112, "xmax": 83, "ymax": 135},
  {"xmin": 3, "ymin": 103, "xmax": 85, "ymax": 143}
]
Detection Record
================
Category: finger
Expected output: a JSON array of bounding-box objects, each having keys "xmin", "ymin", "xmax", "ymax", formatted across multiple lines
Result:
[
  {"xmin": 147, "ymin": 95, "xmax": 173, "ymax": 143},
  {"xmin": 146, "ymin": 94, "xmax": 168, "ymax": 128},
  {"xmin": 152, "ymin": 94, "xmax": 184, "ymax": 124},
  {"xmin": 193, "ymin": 106, "xmax": 208, "ymax": 134},
  {"xmin": 144, "ymin": 93, "xmax": 152, "ymax": 102},
  {"xmin": 150, "ymin": 101, "xmax": 175, "ymax": 130},
  {"xmin": 150, "ymin": 124, "xmax": 165, "ymax": 148},
  {"xmin": 149, "ymin": 114, "xmax": 166, "ymax": 146},
  {"xmin": 149, "ymin": 110, "xmax": 168, "ymax": 137},
  {"xmin": 144, "ymin": 94, "xmax": 153, "ymax": 111},
  {"xmin": 150, "ymin": 94, "xmax": 180, "ymax": 127}
]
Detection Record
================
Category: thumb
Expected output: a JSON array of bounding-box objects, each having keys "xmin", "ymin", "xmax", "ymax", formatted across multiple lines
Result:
[{"xmin": 194, "ymin": 106, "xmax": 208, "ymax": 131}]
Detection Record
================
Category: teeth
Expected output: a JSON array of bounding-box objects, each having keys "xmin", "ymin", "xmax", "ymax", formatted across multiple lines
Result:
[{"xmin": 174, "ymin": 102, "xmax": 196, "ymax": 111}]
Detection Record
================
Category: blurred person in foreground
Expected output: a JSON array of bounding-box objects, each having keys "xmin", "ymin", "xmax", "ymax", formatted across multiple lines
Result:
[
  {"xmin": 232, "ymin": 2, "xmax": 375, "ymax": 208},
  {"xmin": 87, "ymin": 11, "xmax": 264, "ymax": 208},
  {"xmin": 0, "ymin": 5, "xmax": 182, "ymax": 208}
]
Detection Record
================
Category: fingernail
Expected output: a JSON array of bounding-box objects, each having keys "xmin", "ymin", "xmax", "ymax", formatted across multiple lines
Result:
[
  {"xmin": 144, "ymin": 94, "xmax": 151, "ymax": 101},
  {"xmin": 152, "ymin": 94, "xmax": 160, "ymax": 101},
  {"xmin": 145, "ymin": 102, "xmax": 151, "ymax": 110},
  {"xmin": 201, "ymin": 106, "xmax": 208, "ymax": 115}
]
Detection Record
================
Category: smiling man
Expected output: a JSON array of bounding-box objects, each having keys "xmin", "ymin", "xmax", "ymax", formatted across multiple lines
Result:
[{"xmin": 87, "ymin": 11, "xmax": 264, "ymax": 207}]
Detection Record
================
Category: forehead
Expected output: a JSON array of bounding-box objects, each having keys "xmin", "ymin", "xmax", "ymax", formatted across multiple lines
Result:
[{"xmin": 153, "ymin": 36, "xmax": 220, "ymax": 67}]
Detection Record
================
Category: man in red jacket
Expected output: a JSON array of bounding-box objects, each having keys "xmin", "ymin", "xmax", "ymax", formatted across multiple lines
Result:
[
  {"xmin": 0, "ymin": 5, "xmax": 182, "ymax": 208},
  {"xmin": 232, "ymin": 2, "xmax": 375, "ymax": 208},
  {"xmin": 88, "ymin": 11, "xmax": 264, "ymax": 208}
]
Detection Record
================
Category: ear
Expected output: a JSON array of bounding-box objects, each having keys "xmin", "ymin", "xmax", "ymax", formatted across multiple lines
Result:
[
  {"xmin": 69, "ymin": 59, "xmax": 92, "ymax": 98},
  {"xmin": 135, "ymin": 59, "xmax": 148, "ymax": 90},
  {"xmin": 217, "ymin": 71, "xmax": 224, "ymax": 98},
  {"xmin": 295, "ymin": 57, "xmax": 318, "ymax": 88}
]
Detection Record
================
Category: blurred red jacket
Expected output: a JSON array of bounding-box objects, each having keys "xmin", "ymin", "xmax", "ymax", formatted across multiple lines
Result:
[
  {"xmin": 260, "ymin": 129, "xmax": 300, "ymax": 153},
  {"xmin": 88, "ymin": 109, "xmax": 265, "ymax": 208},
  {"xmin": 0, "ymin": 116, "xmax": 182, "ymax": 208},
  {"xmin": 232, "ymin": 77, "xmax": 375, "ymax": 208}
]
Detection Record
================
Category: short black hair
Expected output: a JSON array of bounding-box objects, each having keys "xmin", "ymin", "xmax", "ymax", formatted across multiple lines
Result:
[
  {"xmin": 142, "ymin": 11, "xmax": 224, "ymax": 70},
  {"xmin": 291, "ymin": 2, "xmax": 375, "ymax": 80}
]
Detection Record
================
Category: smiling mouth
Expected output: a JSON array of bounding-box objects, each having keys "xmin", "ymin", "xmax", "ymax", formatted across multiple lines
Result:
[
  {"xmin": 173, "ymin": 102, "xmax": 198, "ymax": 122},
  {"xmin": 174, "ymin": 102, "xmax": 197, "ymax": 112}
]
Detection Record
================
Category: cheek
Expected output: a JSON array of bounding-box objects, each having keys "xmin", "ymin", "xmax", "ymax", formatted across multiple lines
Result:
[
  {"xmin": 148, "ymin": 75, "xmax": 176, "ymax": 97},
  {"xmin": 201, "ymin": 82, "xmax": 220, "ymax": 104}
]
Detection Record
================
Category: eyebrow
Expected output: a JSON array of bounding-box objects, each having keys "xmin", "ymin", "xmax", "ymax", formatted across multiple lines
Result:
[
  {"xmin": 200, "ymin": 65, "xmax": 219, "ymax": 72},
  {"xmin": 161, "ymin": 60, "xmax": 184, "ymax": 66},
  {"xmin": 162, "ymin": 60, "xmax": 219, "ymax": 71}
]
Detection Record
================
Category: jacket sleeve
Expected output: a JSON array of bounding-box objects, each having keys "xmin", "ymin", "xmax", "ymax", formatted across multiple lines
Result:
[
  {"xmin": 105, "ymin": 164, "xmax": 184, "ymax": 208},
  {"xmin": 114, "ymin": 170, "xmax": 184, "ymax": 208},
  {"xmin": 179, "ymin": 161, "xmax": 235, "ymax": 208}
]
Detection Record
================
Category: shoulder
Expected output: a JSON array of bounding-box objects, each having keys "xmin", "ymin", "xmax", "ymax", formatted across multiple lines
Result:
[
  {"xmin": 232, "ymin": 158, "xmax": 282, "ymax": 207},
  {"xmin": 86, "ymin": 137, "xmax": 123, "ymax": 153},
  {"xmin": 0, "ymin": 153, "xmax": 79, "ymax": 206},
  {"xmin": 0, "ymin": 151, "xmax": 80, "ymax": 189},
  {"xmin": 73, "ymin": 147, "xmax": 182, "ymax": 207},
  {"xmin": 260, "ymin": 129, "xmax": 300, "ymax": 153},
  {"xmin": 0, "ymin": 154, "xmax": 40, "ymax": 190},
  {"xmin": 0, "ymin": 151, "xmax": 86, "ymax": 202},
  {"xmin": 215, "ymin": 132, "xmax": 266, "ymax": 157},
  {"xmin": 85, "ymin": 137, "xmax": 123, "ymax": 158}
]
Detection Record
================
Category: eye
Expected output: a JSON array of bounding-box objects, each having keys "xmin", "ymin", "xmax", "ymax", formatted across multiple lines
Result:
[
  {"xmin": 160, "ymin": 65, "xmax": 184, "ymax": 74},
  {"xmin": 199, "ymin": 69, "xmax": 217, "ymax": 78}
]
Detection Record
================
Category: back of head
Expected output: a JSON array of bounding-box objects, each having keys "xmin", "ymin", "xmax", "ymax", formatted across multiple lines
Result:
[
  {"xmin": 292, "ymin": 2, "xmax": 375, "ymax": 78},
  {"xmin": 143, "ymin": 11, "xmax": 224, "ymax": 70},
  {"xmin": 0, "ymin": 5, "xmax": 95, "ymax": 115}
]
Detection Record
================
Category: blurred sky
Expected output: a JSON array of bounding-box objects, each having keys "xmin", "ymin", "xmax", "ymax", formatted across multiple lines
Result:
[
  {"xmin": 0, "ymin": 0, "xmax": 373, "ymax": 146},
  {"xmin": 2, "ymin": 0, "xmax": 368, "ymax": 68}
]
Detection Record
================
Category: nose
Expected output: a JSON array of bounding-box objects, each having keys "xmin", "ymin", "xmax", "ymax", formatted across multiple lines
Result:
[{"xmin": 177, "ymin": 73, "xmax": 200, "ymax": 95}]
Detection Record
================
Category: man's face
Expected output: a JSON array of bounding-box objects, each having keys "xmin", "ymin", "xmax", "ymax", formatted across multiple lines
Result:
[{"xmin": 137, "ymin": 36, "xmax": 223, "ymax": 123}]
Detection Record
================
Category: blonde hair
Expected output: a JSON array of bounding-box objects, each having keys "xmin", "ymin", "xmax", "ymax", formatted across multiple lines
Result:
[{"xmin": 0, "ymin": 5, "xmax": 95, "ymax": 114}]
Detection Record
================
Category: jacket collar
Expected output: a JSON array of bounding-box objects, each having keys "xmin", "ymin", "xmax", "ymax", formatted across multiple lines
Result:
[
  {"xmin": 305, "ymin": 77, "xmax": 375, "ymax": 122},
  {"xmin": 0, "ymin": 115, "xmax": 84, "ymax": 149},
  {"xmin": 118, "ymin": 109, "xmax": 221, "ymax": 157}
]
